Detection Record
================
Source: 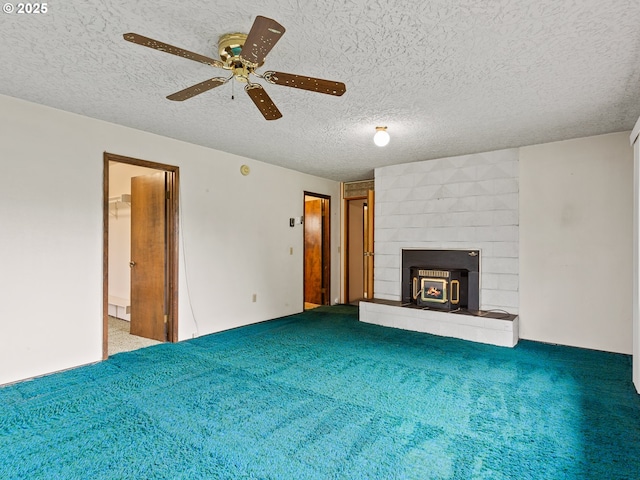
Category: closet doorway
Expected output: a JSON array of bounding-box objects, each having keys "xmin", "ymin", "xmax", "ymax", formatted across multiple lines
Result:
[{"xmin": 102, "ymin": 153, "xmax": 179, "ymax": 359}]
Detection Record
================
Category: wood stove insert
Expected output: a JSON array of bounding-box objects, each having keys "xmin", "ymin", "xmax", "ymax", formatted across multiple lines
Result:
[
  {"xmin": 402, "ymin": 249, "xmax": 480, "ymax": 311},
  {"xmin": 410, "ymin": 267, "xmax": 469, "ymax": 310}
]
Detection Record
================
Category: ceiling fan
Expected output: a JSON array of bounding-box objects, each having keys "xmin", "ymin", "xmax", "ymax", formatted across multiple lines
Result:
[{"xmin": 123, "ymin": 15, "xmax": 346, "ymax": 120}]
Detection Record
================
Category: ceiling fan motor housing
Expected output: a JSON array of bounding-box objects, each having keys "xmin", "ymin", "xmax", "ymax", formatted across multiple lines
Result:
[{"xmin": 218, "ymin": 33, "xmax": 256, "ymax": 82}]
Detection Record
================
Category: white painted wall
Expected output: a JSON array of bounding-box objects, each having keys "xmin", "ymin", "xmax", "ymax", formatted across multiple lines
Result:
[
  {"xmin": 374, "ymin": 149, "xmax": 520, "ymax": 313},
  {"xmin": 0, "ymin": 94, "xmax": 341, "ymax": 386},
  {"xmin": 520, "ymin": 133, "xmax": 633, "ymax": 354},
  {"xmin": 631, "ymin": 117, "xmax": 640, "ymax": 391}
]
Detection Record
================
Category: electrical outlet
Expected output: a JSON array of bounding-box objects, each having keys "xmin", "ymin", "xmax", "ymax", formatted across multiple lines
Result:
[{"xmin": 252, "ymin": 294, "xmax": 257, "ymax": 302}]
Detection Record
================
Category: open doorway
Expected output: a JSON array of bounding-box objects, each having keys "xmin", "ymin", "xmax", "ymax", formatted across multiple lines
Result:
[
  {"xmin": 304, "ymin": 192, "xmax": 330, "ymax": 309},
  {"xmin": 103, "ymin": 153, "xmax": 179, "ymax": 359},
  {"xmin": 344, "ymin": 183, "xmax": 374, "ymax": 304}
]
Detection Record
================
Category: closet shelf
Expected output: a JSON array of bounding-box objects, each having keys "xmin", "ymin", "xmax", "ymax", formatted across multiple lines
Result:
[{"xmin": 109, "ymin": 194, "xmax": 131, "ymax": 218}]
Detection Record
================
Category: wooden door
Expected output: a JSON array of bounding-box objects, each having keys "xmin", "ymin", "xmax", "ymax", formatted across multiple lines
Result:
[
  {"xmin": 364, "ymin": 190, "xmax": 375, "ymax": 299},
  {"xmin": 130, "ymin": 172, "xmax": 167, "ymax": 342},
  {"xmin": 304, "ymin": 194, "xmax": 330, "ymax": 306},
  {"xmin": 347, "ymin": 198, "xmax": 366, "ymax": 303},
  {"xmin": 304, "ymin": 197, "xmax": 323, "ymax": 305}
]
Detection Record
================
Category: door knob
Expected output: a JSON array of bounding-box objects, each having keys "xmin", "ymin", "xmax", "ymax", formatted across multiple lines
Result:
[{"xmin": 129, "ymin": 261, "xmax": 136, "ymax": 268}]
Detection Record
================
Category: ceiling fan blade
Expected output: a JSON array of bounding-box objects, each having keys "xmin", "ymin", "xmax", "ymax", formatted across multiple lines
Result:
[
  {"xmin": 245, "ymin": 84, "xmax": 282, "ymax": 120},
  {"xmin": 263, "ymin": 71, "xmax": 346, "ymax": 96},
  {"xmin": 239, "ymin": 16, "xmax": 285, "ymax": 66},
  {"xmin": 167, "ymin": 77, "xmax": 229, "ymax": 101},
  {"xmin": 123, "ymin": 33, "xmax": 225, "ymax": 69}
]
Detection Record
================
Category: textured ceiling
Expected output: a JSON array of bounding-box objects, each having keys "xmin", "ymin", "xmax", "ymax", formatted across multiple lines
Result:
[{"xmin": 1, "ymin": 1, "xmax": 639, "ymax": 181}]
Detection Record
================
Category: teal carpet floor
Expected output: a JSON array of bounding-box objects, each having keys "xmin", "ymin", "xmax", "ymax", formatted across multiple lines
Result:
[{"xmin": 1, "ymin": 305, "xmax": 640, "ymax": 479}]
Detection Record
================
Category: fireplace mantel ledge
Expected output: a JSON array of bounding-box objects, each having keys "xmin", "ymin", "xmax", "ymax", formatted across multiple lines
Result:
[{"xmin": 359, "ymin": 299, "xmax": 519, "ymax": 348}]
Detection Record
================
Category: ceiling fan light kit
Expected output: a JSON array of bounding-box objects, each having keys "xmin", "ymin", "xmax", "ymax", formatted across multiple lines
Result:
[
  {"xmin": 374, "ymin": 126, "xmax": 390, "ymax": 147},
  {"xmin": 123, "ymin": 16, "xmax": 346, "ymax": 121}
]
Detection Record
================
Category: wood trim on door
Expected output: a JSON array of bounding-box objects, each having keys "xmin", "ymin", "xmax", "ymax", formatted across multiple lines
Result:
[
  {"xmin": 103, "ymin": 152, "xmax": 180, "ymax": 359},
  {"xmin": 364, "ymin": 189, "xmax": 375, "ymax": 299}
]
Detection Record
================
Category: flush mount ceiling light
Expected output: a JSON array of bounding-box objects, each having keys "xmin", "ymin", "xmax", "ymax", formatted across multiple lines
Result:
[{"xmin": 373, "ymin": 126, "xmax": 390, "ymax": 147}]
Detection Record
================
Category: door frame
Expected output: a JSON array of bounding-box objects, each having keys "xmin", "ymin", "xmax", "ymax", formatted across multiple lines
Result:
[
  {"xmin": 303, "ymin": 192, "xmax": 331, "ymax": 306},
  {"xmin": 103, "ymin": 152, "xmax": 180, "ymax": 359},
  {"xmin": 364, "ymin": 189, "xmax": 375, "ymax": 299}
]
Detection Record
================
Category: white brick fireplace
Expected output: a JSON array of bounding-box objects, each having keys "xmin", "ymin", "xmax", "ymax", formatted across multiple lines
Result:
[
  {"xmin": 359, "ymin": 148, "xmax": 520, "ymax": 347},
  {"xmin": 373, "ymin": 148, "xmax": 520, "ymax": 314}
]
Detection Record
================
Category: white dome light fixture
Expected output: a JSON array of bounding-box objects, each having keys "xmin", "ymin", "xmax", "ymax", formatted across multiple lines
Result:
[{"xmin": 373, "ymin": 126, "xmax": 390, "ymax": 147}]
